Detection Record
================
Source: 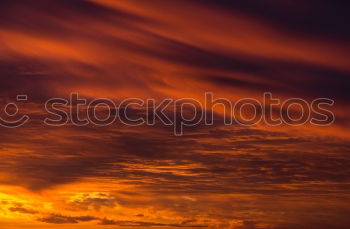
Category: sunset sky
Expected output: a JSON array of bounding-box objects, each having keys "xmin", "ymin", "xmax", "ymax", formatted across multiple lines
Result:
[{"xmin": 1, "ymin": 1, "xmax": 350, "ymax": 229}]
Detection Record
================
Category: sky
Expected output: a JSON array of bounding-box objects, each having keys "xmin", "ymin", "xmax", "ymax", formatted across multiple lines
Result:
[{"xmin": 0, "ymin": 1, "xmax": 350, "ymax": 229}]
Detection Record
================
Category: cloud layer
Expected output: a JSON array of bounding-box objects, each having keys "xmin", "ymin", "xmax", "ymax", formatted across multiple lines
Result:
[{"xmin": 0, "ymin": 1, "xmax": 350, "ymax": 229}]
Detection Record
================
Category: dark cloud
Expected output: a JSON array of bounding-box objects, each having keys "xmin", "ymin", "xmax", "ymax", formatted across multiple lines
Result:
[
  {"xmin": 68, "ymin": 194, "xmax": 118, "ymax": 211},
  {"xmin": 39, "ymin": 214, "xmax": 207, "ymax": 227},
  {"xmin": 8, "ymin": 207, "xmax": 38, "ymax": 214},
  {"xmin": 98, "ymin": 218, "xmax": 207, "ymax": 227},
  {"xmin": 199, "ymin": 0, "xmax": 350, "ymax": 42},
  {"xmin": 203, "ymin": 58, "xmax": 350, "ymax": 102},
  {"xmin": 38, "ymin": 214, "xmax": 97, "ymax": 224}
]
